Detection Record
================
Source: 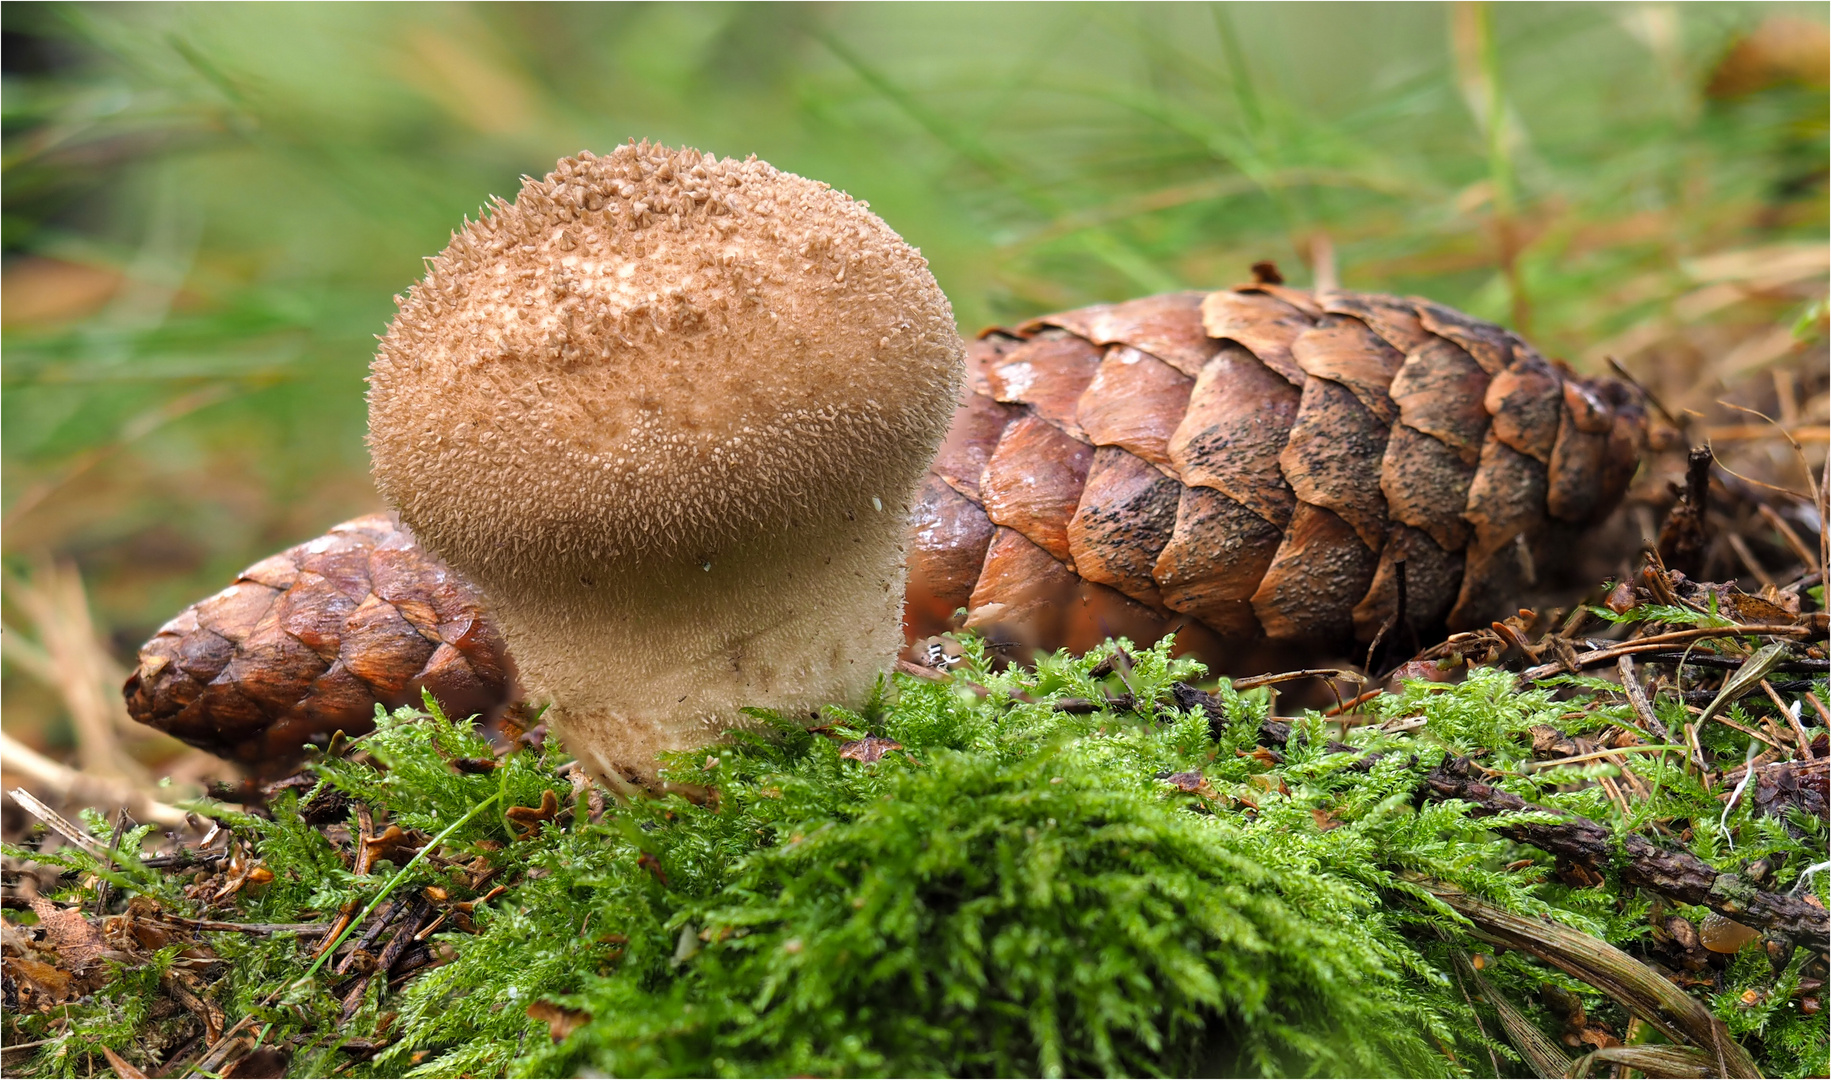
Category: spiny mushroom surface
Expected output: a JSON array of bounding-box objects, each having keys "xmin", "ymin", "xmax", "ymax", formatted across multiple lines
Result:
[{"xmin": 366, "ymin": 143, "xmax": 963, "ymax": 786}]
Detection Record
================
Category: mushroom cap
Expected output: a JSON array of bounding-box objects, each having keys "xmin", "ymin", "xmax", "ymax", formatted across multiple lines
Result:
[{"xmin": 368, "ymin": 142, "xmax": 963, "ymax": 592}]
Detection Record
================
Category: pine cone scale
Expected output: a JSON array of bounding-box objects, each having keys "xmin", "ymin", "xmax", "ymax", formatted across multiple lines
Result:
[
  {"xmin": 1279, "ymin": 374, "xmax": 1393, "ymax": 552},
  {"xmin": 1381, "ymin": 424, "xmax": 1478, "ymax": 553},
  {"xmin": 1066, "ymin": 446, "xmax": 1180, "ymax": 609},
  {"xmin": 1198, "ymin": 290, "xmax": 1311, "ymax": 385},
  {"xmin": 1316, "ymin": 290, "xmax": 1431, "ymax": 354},
  {"xmin": 1151, "ymin": 485, "xmax": 1282, "ymax": 623},
  {"xmin": 1167, "ymin": 343, "xmax": 1301, "ymax": 529},
  {"xmin": 1074, "ymin": 346, "xmax": 1193, "ymax": 470},
  {"xmin": 1021, "ymin": 291, "xmax": 1215, "ymax": 376},
  {"xmin": 979, "ymin": 414, "xmax": 1093, "ymax": 568},
  {"xmin": 907, "ymin": 473, "xmax": 997, "ymax": 636},
  {"xmin": 1250, "ymin": 502, "xmax": 1379, "ymax": 642},
  {"xmin": 1290, "ymin": 313, "xmax": 1405, "ymax": 425},
  {"xmin": 1389, "ymin": 339, "xmax": 1491, "ymax": 464},
  {"xmin": 981, "ymin": 332, "xmax": 1101, "ymax": 437},
  {"xmin": 1413, "ymin": 299, "xmax": 1515, "ymax": 374}
]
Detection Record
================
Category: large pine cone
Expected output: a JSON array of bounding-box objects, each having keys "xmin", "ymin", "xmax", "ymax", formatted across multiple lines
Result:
[
  {"xmin": 126, "ymin": 280, "xmax": 1643, "ymax": 767},
  {"xmin": 906, "ymin": 279, "xmax": 1645, "ymax": 656}
]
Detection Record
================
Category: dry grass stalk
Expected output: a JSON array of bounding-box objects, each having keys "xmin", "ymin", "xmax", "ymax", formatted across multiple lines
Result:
[
  {"xmin": 1, "ymin": 735, "xmax": 184, "ymax": 828},
  {"xmin": 5, "ymin": 557, "xmax": 149, "ymax": 783}
]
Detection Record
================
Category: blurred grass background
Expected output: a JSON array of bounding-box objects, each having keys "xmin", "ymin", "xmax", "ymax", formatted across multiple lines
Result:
[{"xmin": 3, "ymin": 2, "xmax": 1826, "ymax": 776}]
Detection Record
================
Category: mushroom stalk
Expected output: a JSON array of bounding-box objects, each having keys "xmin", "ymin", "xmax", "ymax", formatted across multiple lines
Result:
[
  {"xmin": 367, "ymin": 143, "xmax": 962, "ymax": 783},
  {"xmin": 487, "ymin": 509, "xmax": 910, "ymax": 787}
]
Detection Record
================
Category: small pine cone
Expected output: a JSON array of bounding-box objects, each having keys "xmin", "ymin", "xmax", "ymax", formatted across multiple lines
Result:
[
  {"xmin": 127, "ymin": 281, "xmax": 1644, "ymax": 767},
  {"xmin": 123, "ymin": 514, "xmax": 515, "ymax": 772},
  {"xmin": 905, "ymin": 279, "xmax": 1646, "ymax": 656}
]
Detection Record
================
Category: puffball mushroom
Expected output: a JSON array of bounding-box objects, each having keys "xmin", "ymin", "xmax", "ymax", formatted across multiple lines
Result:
[{"xmin": 367, "ymin": 142, "xmax": 963, "ymax": 787}]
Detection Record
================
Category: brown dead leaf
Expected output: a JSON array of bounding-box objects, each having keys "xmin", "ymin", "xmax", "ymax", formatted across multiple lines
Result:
[
  {"xmin": 1603, "ymin": 580, "xmax": 1636, "ymax": 614},
  {"xmin": 505, "ymin": 790, "xmax": 560, "ymax": 840},
  {"xmin": 4, "ymin": 955, "xmax": 73, "ymax": 1000},
  {"xmin": 527, "ymin": 1000, "xmax": 590, "ymax": 1042},
  {"xmin": 1311, "ymin": 808, "xmax": 1343, "ymax": 832},
  {"xmin": 31, "ymin": 898, "xmax": 105, "ymax": 973},
  {"xmin": 364, "ymin": 825, "xmax": 423, "ymax": 864},
  {"xmin": 1160, "ymin": 770, "xmax": 1218, "ymax": 798},
  {"xmin": 838, "ymin": 736, "xmax": 904, "ymax": 764}
]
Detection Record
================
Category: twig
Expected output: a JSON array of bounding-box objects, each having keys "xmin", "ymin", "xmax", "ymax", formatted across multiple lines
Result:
[
  {"xmin": 90, "ymin": 808, "xmax": 131, "ymax": 916},
  {"xmin": 1762, "ymin": 681, "xmax": 1815, "ymax": 761},
  {"xmin": 1520, "ymin": 625, "xmax": 1812, "ymax": 681},
  {"xmin": 1677, "ymin": 724, "xmax": 1706, "ymax": 790},
  {"xmin": 1450, "ymin": 950, "xmax": 1568, "ymax": 1077},
  {"xmin": 297, "ymin": 792, "xmax": 501, "ymax": 988},
  {"xmin": 1323, "ymin": 688, "xmax": 1383, "ymax": 717},
  {"xmin": 1616, "ymin": 656, "xmax": 1669, "ymax": 741},
  {"xmin": 1423, "ymin": 758, "xmax": 1828, "ymax": 952},
  {"xmin": 1691, "ymin": 709, "xmax": 1788, "ymax": 753},
  {"xmin": 1717, "ymin": 755, "xmax": 1824, "ymax": 791},
  {"xmin": 1232, "ymin": 668, "xmax": 1362, "ymax": 690},
  {"xmin": 162, "ymin": 971, "xmax": 223, "ymax": 1044},
  {"xmin": 1684, "ymin": 722, "xmax": 1708, "ymax": 786},
  {"xmin": 1627, "ymin": 651, "xmax": 1827, "ymax": 673},
  {"xmin": 1725, "ymin": 532, "xmax": 1773, "ymax": 588},
  {"xmin": 140, "ymin": 849, "xmax": 232, "ymax": 870},
  {"xmin": 7, "ymin": 787, "xmax": 110, "ymax": 858},
  {"xmin": 1525, "ymin": 744, "xmax": 1684, "ymax": 771},
  {"xmin": 312, "ymin": 804, "xmax": 378, "ymax": 962}
]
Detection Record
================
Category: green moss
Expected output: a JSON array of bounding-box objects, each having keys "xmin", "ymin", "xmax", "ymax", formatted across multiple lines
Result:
[{"xmin": 9, "ymin": 641, "xmax": 1826, "ymax": 1078}]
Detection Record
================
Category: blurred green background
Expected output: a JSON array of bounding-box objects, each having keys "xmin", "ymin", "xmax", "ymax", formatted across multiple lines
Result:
[{"xmin": 4, "ymin": 2, "xmax": 1826, "ymax": 766}]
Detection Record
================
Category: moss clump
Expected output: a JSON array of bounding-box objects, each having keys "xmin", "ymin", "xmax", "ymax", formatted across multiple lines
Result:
[
  {"xmin": 9, "ymin": 637, "xmax": 1826, "ymax": 1078},
  {"xmin": 349, "ymin": 641, "xmax": 1466, "ymax": 1078}
]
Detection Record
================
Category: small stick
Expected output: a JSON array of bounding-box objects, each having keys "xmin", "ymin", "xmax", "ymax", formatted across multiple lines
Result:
[
  {"xmin": 1616, "ymin": 656, "xmax": 1669, "ymax": 741},
  {"xmin": 1597, "ymin": 774, "xmax": 1631, "ymax": 818},
  {"xmin": 1763, "ymin": 680, "xmax": 1815, "ymax": 761},
  {"xmin": 6, "ymin": 787, "xmax": 109, "ymax": 858},
  {"xmin": 1805, "ymin": 690, "xmax": 1830, "ymax": 726},
  {"xmin": 1520, "ymin": 625, "xmax": 1812, "ymax": 681},
  {"xmin": 376, "ymin": 896, "xmax": 432, "ymax": 975},
  {"xmin": 1323, "ymin": 688, "xmax": 1382, "ymax": 717},
  {"xmin": 140, "ymin": 849, "xmax": 232, "ymax": 870},
  {"xmin": 1526, "ymin": 744, "xmax": 1685, "ymax": 770},
  {"xmin": 1687, "ymin": 707, "xmax": 1789, "ymax": 753},
  {"xmin": 1718, "ymin": 755, "xmax": 1827, "ymax": 789},
  {"xmin": 312, "ymin": 803, "xmax": 379, "ymax": 962},
  {"xmin": 1625, "ymin": 651, "xmax": 1827, "ymax": 673},
  {"xmin": 334, "ymin": 897, "xmax": 406, "ymax": 976},
  {"xmin": 1232, "ymin": 668, "xmax": 1362, "ymax": 690},
  {"xmin": 91, "ymin": 808, "xmax": 131, "ymax": 916}
]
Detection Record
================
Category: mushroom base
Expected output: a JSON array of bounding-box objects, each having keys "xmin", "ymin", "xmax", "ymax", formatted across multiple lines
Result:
[{"xmin": 485, "ymin": 514, "xmax": 911, "ymax": 788}]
